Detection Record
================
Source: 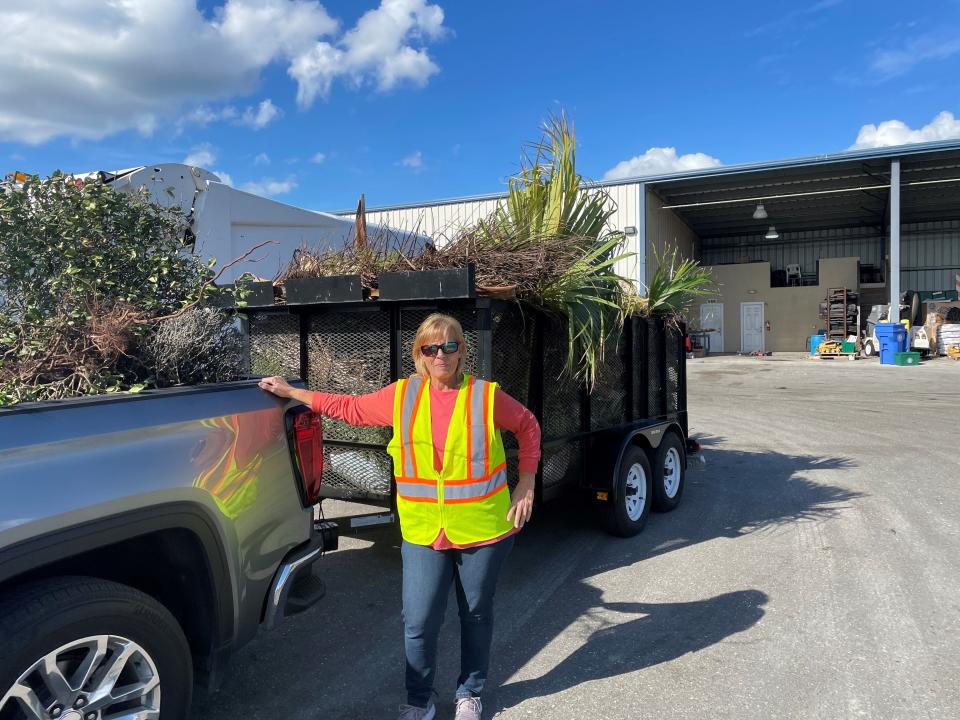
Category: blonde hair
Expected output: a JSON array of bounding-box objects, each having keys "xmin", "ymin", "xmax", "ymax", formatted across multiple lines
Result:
[{"xmin": 412, "ymin": 313, "xmax": 467, "ymax": 378}]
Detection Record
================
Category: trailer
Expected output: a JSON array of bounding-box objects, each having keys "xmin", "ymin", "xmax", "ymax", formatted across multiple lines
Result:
[{"xmin": 243, "ymin": 267, "xmax": 689, "ymax": 537}]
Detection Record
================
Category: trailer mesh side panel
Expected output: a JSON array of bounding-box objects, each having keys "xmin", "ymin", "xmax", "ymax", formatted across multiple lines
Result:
[
  {"xmin": 631, "ymin": 317, "xmax": 647, "ymax": 420},
  {"xmin": 249, "ymin": 312, "xmax": 300, "ymax": 378},
  {"xmin": 590, "ymin": 334, "xmax": 627, "ymax": 430},
  {"xmin": 665, "ymin": 325, "xmax": 680, "ymax": 413},
  {"xmin": 542, "ymin": 440, "xmax": 581, "ymax": 489},
  {"xmin": 647, "ymin": 320, "xmax": 666, "ymax": 417},
  {"xmin": 491, "ymin": 304, "xmax": 533, "ymax": 408},
  {"xmin": 307, "ymin": 310, "xmax": 392, "ymax": 446},
  {"xmin": 541, "ymin": 318, "xmax": 582, "ymax": 440},
  {"xmin": 400, "ymin": 307, "xmax": 480, "ymax": 378},
  {"xmin": 322, "ymin": 444, "xmax": 392, "ymax": 496}
]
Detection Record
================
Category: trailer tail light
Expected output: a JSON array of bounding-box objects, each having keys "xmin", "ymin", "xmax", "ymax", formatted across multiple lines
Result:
[{"xmin": 293, "ymin": 411, "xmax": 324, "ymax": 505}]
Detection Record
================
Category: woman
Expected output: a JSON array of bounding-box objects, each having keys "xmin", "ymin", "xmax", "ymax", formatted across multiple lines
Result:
[{"xmin": 258, "ymin": 312, "xmax": 541, "ymax": 720}]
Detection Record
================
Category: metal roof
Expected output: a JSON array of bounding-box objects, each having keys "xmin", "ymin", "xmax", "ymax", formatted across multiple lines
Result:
[
  {"xmin": 656, "ymin": 144, "xmax": 960, "ymax": 239},
  {"xmin": 334, "ymin": 139, "xmax": 960, "ymax": 216}
]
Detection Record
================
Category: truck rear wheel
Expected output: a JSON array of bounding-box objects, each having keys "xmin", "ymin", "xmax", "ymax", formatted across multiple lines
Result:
[
  {"xmin": 652, "ymin": 432, "xmax": 686, "ymax": 512},
  {"xmin": 0, "ymin": 576, "xmax": 192, "ymax": 720},
  {"xmin": 603, "ymin": 446, "xmax": 653, "ymax": 537}
]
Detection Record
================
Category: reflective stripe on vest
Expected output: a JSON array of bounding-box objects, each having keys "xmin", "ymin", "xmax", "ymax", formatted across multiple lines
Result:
[{"xmin": 386, "ymin": 374, "xmax": 513, "ymax": 545}]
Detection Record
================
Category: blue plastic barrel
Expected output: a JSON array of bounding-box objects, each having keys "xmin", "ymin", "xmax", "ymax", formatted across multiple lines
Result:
[
  {"xmin": 875, "ymin": 323, "xmax": 907, "ymax": 365},
  {"xmin": 809, "ymin": 334, "xmax": 825, "ymax": 355}
]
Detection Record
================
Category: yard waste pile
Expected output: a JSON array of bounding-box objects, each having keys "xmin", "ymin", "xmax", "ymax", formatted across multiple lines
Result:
[
  {"xmin": 275, "ymin": 113, "xmax": 715, "ymax": 386},
  {"xmin": 0, "ymin": 172, "xmax": 247, "ymax": 406},
  {"xmin": 242, "ymin": 113, "xmax": 713, "ymax": 502}
]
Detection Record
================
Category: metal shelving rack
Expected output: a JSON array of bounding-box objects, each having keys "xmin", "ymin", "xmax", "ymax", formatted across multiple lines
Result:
[{"xmin": 826, "ymin": 287, "xmax": 858, "ymax": 341}]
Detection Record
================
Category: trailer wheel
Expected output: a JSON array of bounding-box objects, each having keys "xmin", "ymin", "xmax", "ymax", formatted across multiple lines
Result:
[
  {"xmin": 862, "ymin": 339, "xmax": 875, "ymax": 357},
  {"xmin": 652, "ymin": 432, "xmax": 686, "ymax": 512},
  {"xmin": 603, "ymin": 446, "xmax": 652, "ymax": 537}
]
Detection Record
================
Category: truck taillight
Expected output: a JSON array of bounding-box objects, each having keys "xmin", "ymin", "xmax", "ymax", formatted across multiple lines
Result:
[{"xmin": 293, "ymin": 411, "xmax": 324, "ymax": 504}]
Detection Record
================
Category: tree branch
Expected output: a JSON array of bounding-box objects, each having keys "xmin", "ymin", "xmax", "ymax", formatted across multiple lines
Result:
[{"xmin": 143, "ymin": 240, "xmax": 278, "ymax": 324}]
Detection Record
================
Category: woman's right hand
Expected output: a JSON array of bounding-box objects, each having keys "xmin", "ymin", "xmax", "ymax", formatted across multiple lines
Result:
[{"xmin": 258, "ymin": 376, "xmax": 295, "ymax": 398}]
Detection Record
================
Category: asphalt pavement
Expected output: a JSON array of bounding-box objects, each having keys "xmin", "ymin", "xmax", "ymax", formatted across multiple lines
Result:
[{"xmin": 192, "ymin": 354, "xmax": 960, "ymax": 720}]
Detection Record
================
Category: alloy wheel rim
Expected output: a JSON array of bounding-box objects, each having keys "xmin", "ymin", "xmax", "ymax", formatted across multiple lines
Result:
[{"xmin": 1, "ymin": 635, "xmax": 161, "ymax": 720}]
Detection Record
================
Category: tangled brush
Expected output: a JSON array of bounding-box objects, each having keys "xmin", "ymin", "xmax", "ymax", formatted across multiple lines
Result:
[{"xmin": 142, "ymin": 307, "xmax": 243, "ymax": 387}]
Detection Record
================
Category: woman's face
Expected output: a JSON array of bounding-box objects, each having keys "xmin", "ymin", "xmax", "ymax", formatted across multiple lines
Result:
[{"xmin": 424, "ymin": 333, "xmax": 462, "ymax": 383}]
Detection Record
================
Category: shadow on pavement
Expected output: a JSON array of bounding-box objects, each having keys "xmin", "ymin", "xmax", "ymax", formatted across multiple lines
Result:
[
  {"xmin": 190, "ymin": 447, "xmax": 860, "ymax": 719},
  {"xmin": 493, "ymin": 590, "xmax": 768, "ymax": 711}
]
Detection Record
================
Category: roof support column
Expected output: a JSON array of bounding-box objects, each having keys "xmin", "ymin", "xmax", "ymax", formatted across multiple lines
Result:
[
  {"xmin": 889, "ymin": 159, "xmax": 901, "ymax": 322},
  {"xmin": 637, "ymin": 183, "xmax": 647, "ymax": 289}
]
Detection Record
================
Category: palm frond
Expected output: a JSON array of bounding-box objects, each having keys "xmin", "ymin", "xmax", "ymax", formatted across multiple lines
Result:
[{"xmin": 630, "ymin": 244, "xmax": 716, "ymax": 318}]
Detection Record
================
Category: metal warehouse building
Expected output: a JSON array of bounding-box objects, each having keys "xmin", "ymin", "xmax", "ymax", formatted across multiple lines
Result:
[{"xmin": 338, "ymin": 140, "xmax": 960, "ymax": 353}]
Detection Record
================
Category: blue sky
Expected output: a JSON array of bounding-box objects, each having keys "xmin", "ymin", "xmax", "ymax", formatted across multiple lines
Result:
[{"xmin": 2, "ymin": 0, "xmax": 959, "ymax": 211}]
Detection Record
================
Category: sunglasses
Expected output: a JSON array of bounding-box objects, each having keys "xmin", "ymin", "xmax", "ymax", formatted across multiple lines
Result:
[{"xmin": 420, "ymin": 341, "xmax": 460, "ymax": 357}]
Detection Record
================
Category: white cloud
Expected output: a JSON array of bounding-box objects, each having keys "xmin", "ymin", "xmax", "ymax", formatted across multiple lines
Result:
[
  {"xmin": 311, "ymin": 152, "xmax": 327, "ymax": 163},
  {"xmin": 0, "ymin": 0, "xmax": 447, "ymax": 144},
  {"xmin": 848, "ymin": 111, "xmax": 960, "ymax": 150},
  {"xmin": 400, "ymin": 150, "xmax": 423, "ymax": 168},
  {"xmin": 254, "ymin": 152, "xmax": 271, "ymax": 166},
  {"xmin": 869, "ymin": 33, "xmax": 960, "ymax": 80},
  {"xmin": 184, "ymin": 144, "xmax": 217, "ymax": 168},
  {"xmin": 603, "ymin": 147, "xmax": 722, "ymax": 180},
  {"xmin": 179, "ymin": 104, "xmax": 238, "ymax": 129},
  {"xmin": 240, "ymin": 176, "xmax": 298, "ymax": 197},
  {"xmin": 211, "ymin": 170, "xmax": 234, "ymax": 186},
  {"xmin": 240, "ymin": 99, "xmax": 281, "ymax": 129},
  {"xmin": 290, "ymin": 0, "xmax": 447, "ymax": 106}
]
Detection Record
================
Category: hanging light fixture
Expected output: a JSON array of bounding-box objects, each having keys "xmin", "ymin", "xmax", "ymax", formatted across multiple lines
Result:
[
  {"xmin": 765, "ymin": 225, "xmax": 779, "ymax": 240},
  {"xmin": 752, "ymin": 202, "xmax": 768, "ymax": 220}
]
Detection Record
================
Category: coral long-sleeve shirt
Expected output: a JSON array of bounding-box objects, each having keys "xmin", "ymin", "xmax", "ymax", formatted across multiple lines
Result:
[{"xmin": 311, "ymin": 380, "xmax": 541, "ymax": 550}]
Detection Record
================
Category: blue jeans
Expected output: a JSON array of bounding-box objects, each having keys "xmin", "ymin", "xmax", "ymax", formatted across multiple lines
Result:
[{"xmin": 401, "ymin": 535, "xmax": 515, "ymax": 707}]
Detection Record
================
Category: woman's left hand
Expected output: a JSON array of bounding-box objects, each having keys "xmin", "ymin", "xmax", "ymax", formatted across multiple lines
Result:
[{"xmin": 507, "ymin": 473, "xmax": 535, "ymax": 529}]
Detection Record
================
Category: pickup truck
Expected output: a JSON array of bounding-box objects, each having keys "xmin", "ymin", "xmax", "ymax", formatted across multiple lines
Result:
[{"xmin": 0, "ymin": 379, "xmax": 337, "ymax": 720}]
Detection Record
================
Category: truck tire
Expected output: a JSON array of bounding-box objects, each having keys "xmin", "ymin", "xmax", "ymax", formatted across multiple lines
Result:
[
  {"xmin": 0, "ymin": 576, "xmax": 192, "ymax": 720},
  {"xmin": 862, "ymin": 339, "xmax": 876, "ymax": 357},
  {"xmin": 652, "ymin": 432, "xmax": 686, "ymax": 512},
  {"xmin": 603, "ymin": 446, "xmax": 653, "ymax": 537}
]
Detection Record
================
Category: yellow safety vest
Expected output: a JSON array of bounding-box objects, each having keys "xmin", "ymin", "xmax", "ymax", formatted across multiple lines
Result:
[{"xmin": 386, "ymin": 374, "xmax": 513, "ymax": 546}]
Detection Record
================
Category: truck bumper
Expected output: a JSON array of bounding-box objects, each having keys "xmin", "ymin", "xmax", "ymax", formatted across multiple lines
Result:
[{"xmin": 264, "ymin": 520, "xmax": 339, "ymax": 630}]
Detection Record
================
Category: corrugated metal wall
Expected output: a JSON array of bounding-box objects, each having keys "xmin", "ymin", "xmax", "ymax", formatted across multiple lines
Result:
[
  {"xmin": 646, "ymin": 191, "xmax": 699, "ymax": 285},
  {"xmin": 901, "ymin": 221, "xmax": 960, "ymax": 291},
  {"xmin": 701, "ymin": 221, "xmax": 960, "ymax": 292},
  {"xmin": 701, "ymin": 227, "xmax": 883, "ymax": 274},
  {"xmin": 362, "ymin": 198, "xmax": 503, "ymax": 241},
  {"xmin": 353, "ymin": 183, "xmax": 644, "ymax": 285}
]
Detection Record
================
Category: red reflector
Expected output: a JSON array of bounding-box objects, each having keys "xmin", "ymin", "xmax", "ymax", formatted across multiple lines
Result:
[{"xmin": 293, "ymin": 411, "xmax": 324, "ymax": 504}]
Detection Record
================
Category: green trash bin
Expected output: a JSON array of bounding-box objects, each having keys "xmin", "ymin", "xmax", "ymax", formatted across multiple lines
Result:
[{"xmin": 894, "ymin": 351, "xmax": 920, "ymax": 366}]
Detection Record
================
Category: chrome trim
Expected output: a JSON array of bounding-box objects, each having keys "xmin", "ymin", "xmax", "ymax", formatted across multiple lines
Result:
[{"xmin": 264, "ymin": 542, "xmax": 323, "ymax": 630}]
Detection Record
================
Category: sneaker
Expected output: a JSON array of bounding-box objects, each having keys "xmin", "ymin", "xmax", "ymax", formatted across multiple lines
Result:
[
  {"xmin": 454, "ymin": 696, "xmax": 483, "ymax": 720},
  {"xmin": 398, "ymin": 700, "xmax": 436, "ymax": 720}
]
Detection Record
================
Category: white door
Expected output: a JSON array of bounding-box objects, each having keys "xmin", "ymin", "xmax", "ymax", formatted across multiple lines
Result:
[
  {"xmin": 741, "ymin": 302, "xmax": 765, "ymax": 353},
  {"xmin": 700, "ymin": 303, "xmax": 724, "ymax": 353}
]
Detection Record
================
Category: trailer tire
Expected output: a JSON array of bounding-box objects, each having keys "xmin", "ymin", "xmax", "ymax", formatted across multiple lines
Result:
[
  {"xmin": 603, "ymin": 446, "xmax": 652, "ymax": 537},
  {"xmin": 0, "ymin": 576, "xmax": 192, "ymax": 720},
  {"xmin": 862, "ymin": 339, "xmax": 876, "ymax": 357},
  {"xmin": 652, "ymin": 432, "xmax": 686, "ymax": 512}
]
